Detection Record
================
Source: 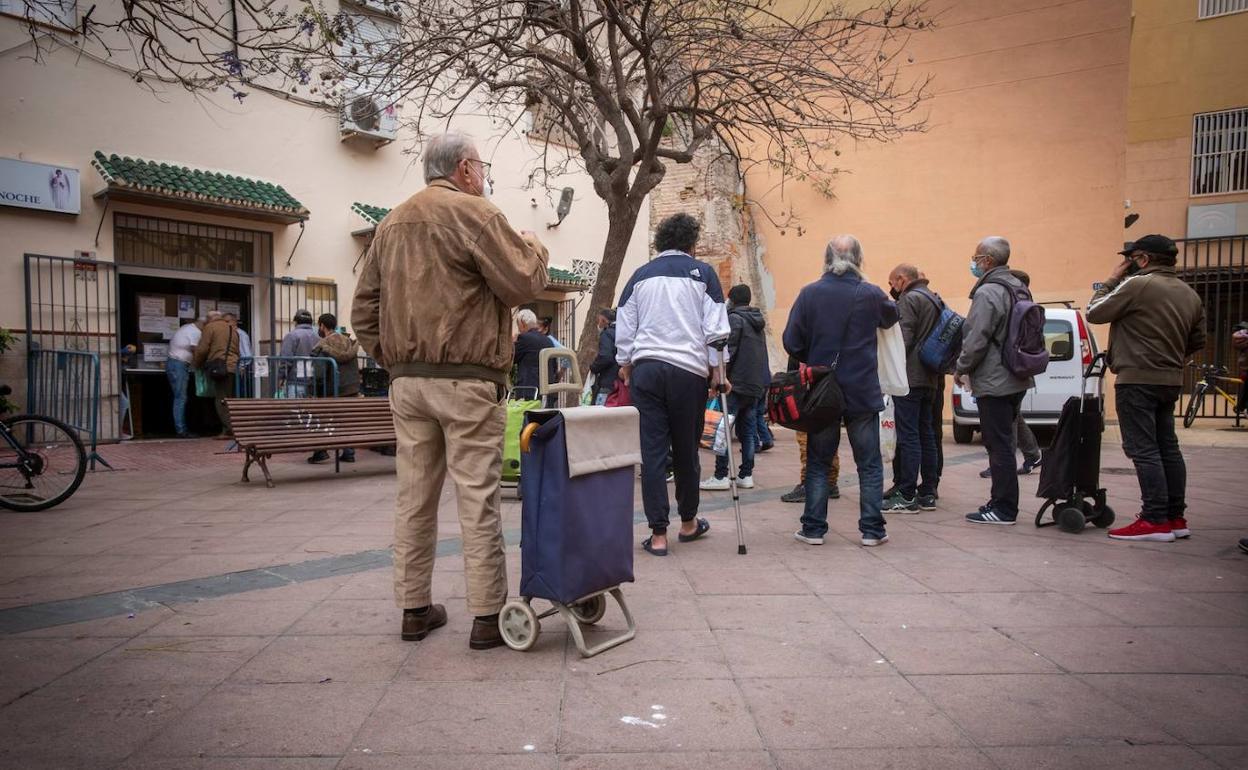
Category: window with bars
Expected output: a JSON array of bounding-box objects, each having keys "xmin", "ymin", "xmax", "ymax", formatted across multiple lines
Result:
[
  {"xmin": 113, "ymin": 213, "xmax": 274, "ymax": 276},
  {"xmin": 1198, "ymin": 0, "xmax": 1248, "ymax": 19},
  {"xmin": 1192, "ymin": 108, "xmax": 1248, "ymax": 196}
]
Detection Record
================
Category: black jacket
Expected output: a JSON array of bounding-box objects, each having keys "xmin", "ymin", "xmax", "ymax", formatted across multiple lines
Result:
[
  {"xmin": 897, "ymin": 279, "xmax": 943, "ymax": 390},
  {"xmin": 726, "ymin": 305, "xmax": 769, "ymax": 398},
  {"xmin": 589, "ymin": 323, "xmax": 619, "ymax": 399},
  {"xmin": 512, "ymin": 329, "xmax": 555, "ymax": 393}
]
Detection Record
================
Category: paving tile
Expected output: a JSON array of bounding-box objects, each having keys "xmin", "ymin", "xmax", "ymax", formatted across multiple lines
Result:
[
  {"xmin": 715, "ymin": 624, "xmax": 890, "ymax": 679},
  {"xmin": 0, "ymin": 637, "xmax": 124, "ymax": 704},
  {"xmin": 775, "ymin": 748, "xmax": 995, "ymax": 769},
  {"xmin": 59, "ymin": 635, "xmax": 271, "ymax": 687},
  {"xmin": 559, "ymin": 678, "xmax": 763, "ymax": 753},
  {"xmin": 1080, "ymin": 674, "xmax": 1248, "ymax": 745},
  {"xmin": 685, "ymin": 566, "xmax": 812, "ymax": 595},
  {"xmin": 908, "ymin": 674, "xmax": 1173, "ymax": 746},
  {"xmin": 337, "ymin": 756, "xmax": 556, "ymax": 769},
  {"xmin": 739, "ymin": 676, "xmax": 969, "ymax": 749},
  {"xmin": 353, "ymin": 681, "xmax": 561, "ymax": 754},
  {"xmin": 943, "ymin": 591, "xmax": 1125, "ymax": 627},
  {"xmin": 229, "ymin": 635, "xmax": 410, "ymax": 684},
  {"xmin": 697, "ymin": 594, "xmax": 839, "ymax": 629},
  {"xmin": 1198, "ymin": 746, "xmax": 1248, "ymax": 769},
  {"xmin": 1132, "ymin": 625, "xmax": 1248, "ymax": 674},
  {"xmin": 824, "ymin": 593, "xmax": 987, "ymax": 629},
  {"xmin": 121, "ymin": 758, "xmax": 341, "ymax": 769},
  {"xmin": 143, "ymin": 599, "xmax": 316, "ymax": 637},
  {"xmin": 141, "ymin": 682, "xmax": 383, "ymax": 757},
  {"xmin": 786, "ymin": 562, "xmax": 931, "ymax": 595},
  {"xmin": 561, "ymin": 752, "xmax": 774, "ymax": 769},
  {"xmin": 984, "ymin": 745, "xmax": 1220, "ymax": 769},
  {"xmin": 394, "ymin": 626, "xmax": 566, "ymax": 682},
  {"xmin": 285, "ymin": 599, "xmax": 395, "ymax": 636},
  {"xmin": 0, "ymin": 684, "xmax": 210, "ymax": 764},
  {"xmin": 859, "ymin": 627, "xmax": 1060, "ymax": 675},
  {"xmin": 1004, "ymin": 626, "xmax": 1230, "ymax": 673},
  {"xmin": 569, "ymin": 629, "xmax": 731, "ymax": 680}
]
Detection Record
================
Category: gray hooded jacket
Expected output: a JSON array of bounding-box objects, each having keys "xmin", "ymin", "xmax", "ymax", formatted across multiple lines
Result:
[{"xmin": 955, "ymin": 266, "xmax": 1035, "ymax": 397}]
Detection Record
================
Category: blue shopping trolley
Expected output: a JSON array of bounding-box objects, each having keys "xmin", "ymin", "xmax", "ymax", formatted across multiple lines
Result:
[{"xmin": 497, "ymin": 405, "xmax": 639, "ymax": 657}]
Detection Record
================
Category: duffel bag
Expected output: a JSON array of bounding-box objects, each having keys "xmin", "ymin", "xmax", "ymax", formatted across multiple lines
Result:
[{"xmin": 765, "ymin": 364, "xmax": 844, "ymax": 434}]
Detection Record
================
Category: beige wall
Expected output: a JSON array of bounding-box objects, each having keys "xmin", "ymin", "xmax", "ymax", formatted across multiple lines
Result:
[
  {"xmin": 746, "ymin": 0, "xmax": 1131, "ymax": 332},
  {"xmin": 0, "ymin": 21, "xmax": 650, "ymax": 349},
  {"xmin": 1125, "ymin": 0, "xmax": 1248, "ymax": 236}
]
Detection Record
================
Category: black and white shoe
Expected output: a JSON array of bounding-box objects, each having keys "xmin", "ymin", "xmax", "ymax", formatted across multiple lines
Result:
[{"xmin": 966, "ymin": 508, "xmax": 1016, "ymax": 525}]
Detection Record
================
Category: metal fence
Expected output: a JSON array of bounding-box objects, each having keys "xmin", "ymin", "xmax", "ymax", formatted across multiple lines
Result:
[
  {"xmin": 235, "ymin": 356, "xmax": 339, "ymax": 399},
  {"xmin": 1176, "ymin": 235, "xmax": 1247, "ymax": 420},
  {"xmin": 26, "ymin": 348, "xmax": 110, "ymax": 469}
]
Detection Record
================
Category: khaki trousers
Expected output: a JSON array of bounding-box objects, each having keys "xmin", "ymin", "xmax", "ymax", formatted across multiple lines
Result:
[
  {"xmin": 797, "ymin": 431, "xmax": 840, "ymax": 485},
  {"xmin": 390, "ymin": 376, "xmax": 507, "ymax": 617}
]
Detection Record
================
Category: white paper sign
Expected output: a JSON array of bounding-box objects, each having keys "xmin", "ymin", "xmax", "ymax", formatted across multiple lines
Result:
[
  {"xmin": 218, "ymin": 301, "xmax": 242, "ymax": 318},
  {"xmin": 0, "ymin": 157, "xmax": 80, "ymax": 215},
  {"xmin": 199, "ymin": 299, "xmax": 217, "ymax": 313},
  {"xmin": 139, "ymin": 315, "xmax": 180, "ymax": 337},
  {"xmin": 143, "ymin": 343, "xmax": 169, "ymax": 362},
  {"xmin": 139, "ymin": 296, "xmax": 166, "ymax": 316},
  {"xmin": 254, "ymin": 358, "xmax": 270, "ymax": 378}
]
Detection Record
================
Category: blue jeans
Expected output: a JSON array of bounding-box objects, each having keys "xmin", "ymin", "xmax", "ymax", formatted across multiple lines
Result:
[
  {"xmin": 754, "ymin": 398, "xmax": 773, "ymax": 446},
  {"xmin": 801, "ymin": 411, "xmax": 885, "ymax": 539},
  {"xmin": 714, "ymin": 393, "xmax": 758, "ymax": 479},
  {"xmin": 166, "ymin": 359, "xmax": 191, "ymax": 434},
  {"xmin": 894, "ymin": 388, "xmax": 939, "ymax": 498}
]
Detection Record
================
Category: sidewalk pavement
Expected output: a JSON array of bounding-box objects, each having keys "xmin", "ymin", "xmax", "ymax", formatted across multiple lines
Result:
[{"xmin": 0, "ymin": 427, "xmax": 1245, "ymax": 768}]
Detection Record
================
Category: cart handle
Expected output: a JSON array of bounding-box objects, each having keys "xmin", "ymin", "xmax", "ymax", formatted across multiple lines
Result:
[
  {"xmin": 1083, "ymin": 351, "xmax": 1108, "ymax": 380},
  {"xmin": 519, "ymin": 421, "xmax": 541, "ymax": 454}
]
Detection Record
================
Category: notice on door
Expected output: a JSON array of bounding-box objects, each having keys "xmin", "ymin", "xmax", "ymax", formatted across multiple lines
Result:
[
  {"xmin": 139, "ymin": 296, "xmax": 166, "ymax": 316},
  {"xmin": 178, "ymin": 295, "xmax": 196, "ymax": 319}
]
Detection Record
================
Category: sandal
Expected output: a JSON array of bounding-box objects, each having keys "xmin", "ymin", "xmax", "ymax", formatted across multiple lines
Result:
[
  {"xmin": 677, "ymin": 517, "xmax": 711, "ymax": 543},
  {"xmin": 642, "ymin": 536, "xmax": 668, "ymax": 556}
]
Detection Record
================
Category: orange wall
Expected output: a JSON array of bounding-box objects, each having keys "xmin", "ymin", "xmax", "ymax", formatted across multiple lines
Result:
[{"xmin": 748, "ymin": 0, "xmax": 1131, "ymax": 332}]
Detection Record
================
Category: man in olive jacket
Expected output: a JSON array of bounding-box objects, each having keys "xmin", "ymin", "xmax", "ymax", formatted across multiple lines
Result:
[
  {"xmin": 352, "ymin": 132, "xmax": 548, "ymax": 649},
  {"xmin": 1087, "ymin": 234, "xmax": 1205, "ymax": 543},
  {"xmin": 885, "ymin": 264, "xmax": 942, "ymax": 513}
]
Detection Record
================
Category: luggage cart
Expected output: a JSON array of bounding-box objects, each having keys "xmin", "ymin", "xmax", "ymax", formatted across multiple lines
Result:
[
  {"xmin": 1035, "ymin": 352, "xmax": 1117, "ymax": 533},
  {"xmin": 498, "ymin": 404, "xmax": 639, "ymax": 657}
]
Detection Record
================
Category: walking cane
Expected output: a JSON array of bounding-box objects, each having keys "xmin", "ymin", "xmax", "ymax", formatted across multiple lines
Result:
[{"xmin": 710, "ymin": 339, "xmax": 748, "ymax": 555}]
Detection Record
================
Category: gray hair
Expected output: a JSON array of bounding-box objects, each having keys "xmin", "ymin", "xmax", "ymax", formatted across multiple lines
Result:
[
  {"xmin": 515, "ymin": 309, "xmax": 538, "ymax": 329},
  {"xmin": 423, "ymin": 132, "xmax": 476, "ymax": 183},
  {"xmin": 978, "ymin": 236, "xmax": 1011, "ymax": 265},
  {"xmin": 824, "ymin": 234, "xmax": 864, "ymax": 276}
]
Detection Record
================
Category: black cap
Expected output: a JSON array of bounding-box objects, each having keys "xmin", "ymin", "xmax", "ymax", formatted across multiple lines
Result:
[{"xmin": 1119, "ymin": 234, "xmax": 1177, "ymax": 257}]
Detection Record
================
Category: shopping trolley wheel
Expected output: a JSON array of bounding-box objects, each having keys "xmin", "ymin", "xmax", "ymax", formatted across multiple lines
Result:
[
  {"xmin": 499, "ymin": 600, "xmax": 540, "ymax": 652},
  {"xmin": 1091, "ymin": 504, "xmax": 1116, "ymax": 529},
  {"xmin": 1056, "ymin": 506, "xmax": 1087, "ymax": 534},
  {"xmin": 569, "ymin": 595, "xmax": 607, "ymax": 625}
]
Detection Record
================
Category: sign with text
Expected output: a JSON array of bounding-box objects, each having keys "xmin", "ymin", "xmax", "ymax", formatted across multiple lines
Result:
[{"xmin": 0, "ymin": 157, "xmax": 80, "ymax": 215}]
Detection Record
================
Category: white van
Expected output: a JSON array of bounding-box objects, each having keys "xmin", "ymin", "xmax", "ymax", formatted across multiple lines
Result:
[{"xmin": 951, "ymin": 304, "xmax": 1100, "ymax": 444}]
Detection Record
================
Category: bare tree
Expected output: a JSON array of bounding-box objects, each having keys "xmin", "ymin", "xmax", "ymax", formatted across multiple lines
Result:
[{"xmin": 13, "ymin": 0, "xmax": 931, "ymax": 368}]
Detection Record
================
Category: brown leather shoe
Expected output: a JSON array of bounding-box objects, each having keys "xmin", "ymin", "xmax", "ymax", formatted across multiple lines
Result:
[
  {"xmin": 400, "ymin": 604, "xmax": 447, "ymax": 642},
  {"xmin": 469, "ymin": 614, "xmax": 505, "ymax": 650}
]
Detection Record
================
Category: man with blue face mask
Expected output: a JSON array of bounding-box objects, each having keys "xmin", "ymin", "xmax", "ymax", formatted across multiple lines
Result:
[{"xmin": 954, "ymin": 236, "xmax": 1035, "ymax": 526}]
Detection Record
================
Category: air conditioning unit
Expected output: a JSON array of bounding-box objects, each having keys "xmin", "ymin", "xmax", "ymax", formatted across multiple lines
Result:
[{"xmin": 340, "ymin": 92, "xmax": 398, "ymax": 146}]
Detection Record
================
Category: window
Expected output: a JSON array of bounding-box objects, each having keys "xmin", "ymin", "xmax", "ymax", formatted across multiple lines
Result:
[
  {"xmin": 0, "ymin": 0, "xmax": 76, "ymax": 31},
  {"xmin": 1043, "ymin": 320, "xmax": 1075, "ymax": 362},
  {"xmin": 1198, "ymin": 0, "xmax": 1248, "ymax": 19},
  {"xmin": 1192, "ymin": 108, "xmax": 1248, "ymax": 196},
  {"xmin": 337, "ymin": 10, "xmax": 400, "ymax": 96},
  {"xmin": 114, "ymin": 214, "xmax": 274, "ymax": 276}
]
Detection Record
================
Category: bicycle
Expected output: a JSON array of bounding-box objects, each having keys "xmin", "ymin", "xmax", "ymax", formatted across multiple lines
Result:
[
  {"xmin": 1183, "ymin": 364, "xmax": 1245, "ymax": 429},
  {"xmin": 0, "ymin": 385, "xmax": 87, "ymax": 511}
]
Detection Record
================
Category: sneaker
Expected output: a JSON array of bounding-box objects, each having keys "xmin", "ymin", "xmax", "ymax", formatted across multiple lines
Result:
[
  {"xmin": 978, "ymin": 467, "xmax": 993, "ymax": 479},
  {"xmin": 861, "ymin": 534, "xmax": 890, "ymax": 547},
  {"xmin": 917, "ymin": 494, "xmax": 938, "ymax": 511},
  {"xmin": 737, "ymin": 476, "xmax": 755, "ymax": 489},
  {"xmin": 781, "ymin": 484, "xmax": 806, "ymax": 503},
  {"xmin": 1240, "ymin": 537, "xmax": 1248, "ymax": 554},
  {"xmin": 966, "ymin": 509, "xmax": 1016, "ymax": 525},
  {"xmin": 1170, "ymin": 517, "xmax": 1190, "ymax": 539},
  {"xmin": 700, "ymin": 476, "xmax": 730, "ymax": 491},
  {"xmin": 666, "ymin": 471, "xmax": 675, "ymax": 483},
  {"xmin": 1018, "ymin": 456, "xmax": 1042, "ymax": 475},
  {"xmin": 794, "ymin": 530, "xmax": 824, "ymax": 546},
  {"xmin": 883, "ymin": 493, "xmax": 920, "ymax": 513},
  {"xmin": 307, "ymin": 450, "xmax": 331, "ymax": 464},
  {"xmin": 883, "ymin": 483, "xmax": 899, "ymax": 499},
  {"xmin": 338, "ymin": 449, "xmax": 356, "ymax": 463},
  {"xmin": 758, "ymin": 442, "xmax": 775, "ymax": 452},
  {"xmin": 1108, "ymin": 517, "xmax": 1176, "ymax": 543},
  {"xmin": 829, "ymin": 483, "xmax": 841, "ymax": 500}
]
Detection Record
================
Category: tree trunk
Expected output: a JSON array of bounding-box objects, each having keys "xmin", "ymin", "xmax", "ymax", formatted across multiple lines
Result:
[{"xmin": 574, "ymin": 201, "xmax": 645, "ymax": 376}]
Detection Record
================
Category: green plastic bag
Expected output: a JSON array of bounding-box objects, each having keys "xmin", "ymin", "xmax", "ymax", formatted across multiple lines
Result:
[
  {"xmin": 501, "ymin": 396, "xmax": 541, "ymax": 482},
  {"xmin": 193, "ymin": 369, "xmax": 213, "ymax": 398}
]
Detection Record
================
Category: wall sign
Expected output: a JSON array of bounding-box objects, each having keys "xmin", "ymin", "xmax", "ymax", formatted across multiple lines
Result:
[{"xmin": 0, "ymin": 157, "xmax": 81, "ymax": 215}]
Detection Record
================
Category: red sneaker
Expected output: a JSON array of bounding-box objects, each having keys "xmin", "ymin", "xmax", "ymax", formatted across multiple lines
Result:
[
  {"xmin": 1108, "ymin": 517, "xmax": 1176, "ymax": 543},
  {"xmin": 1170, "ymin": 517, "xmax": 1191, "ymax": 539}
]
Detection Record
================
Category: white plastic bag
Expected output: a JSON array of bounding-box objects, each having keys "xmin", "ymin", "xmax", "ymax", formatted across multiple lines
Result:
[
  {"xmin": 711, "ymin": 412, "xmax": 736, "ymax": 456},
  {"xmin": 879, "ymin": 395, "xmax": 897, "ymax": 464},
  {"xmin": 877, "ymin": 325, "xmax": 910, "ymax": 397}
]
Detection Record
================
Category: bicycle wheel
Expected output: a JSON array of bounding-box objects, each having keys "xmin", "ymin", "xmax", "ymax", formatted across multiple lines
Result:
[
  {"xmin": 1182, "ymin": 385, "xmax": 1205, "ymax": 429},
  {"xmin": 0, "ymin": 415, "xmax": 87, "ymax": 512}
]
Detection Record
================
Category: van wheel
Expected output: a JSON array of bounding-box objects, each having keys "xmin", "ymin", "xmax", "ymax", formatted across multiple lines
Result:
[{"xmin": 953, "ymin": 424, "xmax": 975, "ymax": 444}]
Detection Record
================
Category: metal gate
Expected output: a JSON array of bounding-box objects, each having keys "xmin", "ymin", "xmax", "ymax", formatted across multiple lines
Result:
[
  {"xmin": 269, "ymin": 277, "xmax": 338, "ymax": 355},
  {"xmin": 1176, "ymin": 235, "xmax": 1247, "ymax": 420},
  {"xmin": 23, "ymin": 254, "xmax": 121, "ymax": 441}
]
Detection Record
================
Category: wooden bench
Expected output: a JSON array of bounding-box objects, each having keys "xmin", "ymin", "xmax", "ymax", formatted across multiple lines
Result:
[{"xmin": 225, "ymin": 398, "xmax": 396, "ymax": 487}]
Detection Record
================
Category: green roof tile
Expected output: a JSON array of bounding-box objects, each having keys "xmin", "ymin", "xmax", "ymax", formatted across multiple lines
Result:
[
  {"xmin": 548, "ymin": 266, "xmax": 589, "ymax": 288},
  {"xmin": 351, "ymin": 202, "xmax": 391, "ymax": 226},
  {"xmin": 92, "ymin": 151, "xmax": 308, "ymax": 218}
]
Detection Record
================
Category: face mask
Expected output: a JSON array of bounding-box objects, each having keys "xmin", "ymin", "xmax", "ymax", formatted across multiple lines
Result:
[
  {"xmin": 970, "ymin": 260, "xmax": 985, "ymax": 279},
  {"xmin": 481, "ymin": 177, "xmax": 493, "ymax": 200},
  {"xmin": 1124, "ymin": 258, "xmax": 1141, "ymax": 276},
  {"xmin": 889, "ymin": 286, "xmax": 901, "ymax": 300}
]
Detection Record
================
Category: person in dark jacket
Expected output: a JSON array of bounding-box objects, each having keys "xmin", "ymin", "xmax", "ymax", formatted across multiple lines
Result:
[
  {"xmin": 280, "ymin": 309, "xmax": 320, "ymax": 397},
  {"xmin": 784, "ymin": 235, "xmax": 899, "ymax": 547},
  {"xmin": 884, "ymin": 264, "xmax": 942, "ymax": 513},
  {"xmin": 702, "ymin": 284, "xmax": 768, "ymax": 490},
  {"xmin": 308, "ymin": 312, "xmax": 361, "ymax": 464},
  {"xmin": 512, "ymin": 308, "xmax": 555, "ymax": 402},
  {"xmin": 589, "ymin": 308, "xmax": 619, "ymax": 404}
]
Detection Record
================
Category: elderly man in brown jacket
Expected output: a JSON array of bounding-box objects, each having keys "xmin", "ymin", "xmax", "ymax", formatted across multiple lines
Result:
[
  {"xmin": 352, "ymin": 132, "xmax": 548, "ymax": 650},
  {"xmin": 192, "ymin": 310, "xmax": 241, "ymax": 436}
]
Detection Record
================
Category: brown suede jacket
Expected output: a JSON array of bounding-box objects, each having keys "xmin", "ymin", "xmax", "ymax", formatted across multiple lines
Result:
[
  {"xmin": 351, "ymin": 180, "xmax": 548, "ymax": 386},
  {"xmin": 192, "ymin": 319, "xmax": 241, "ymax": 373}
]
